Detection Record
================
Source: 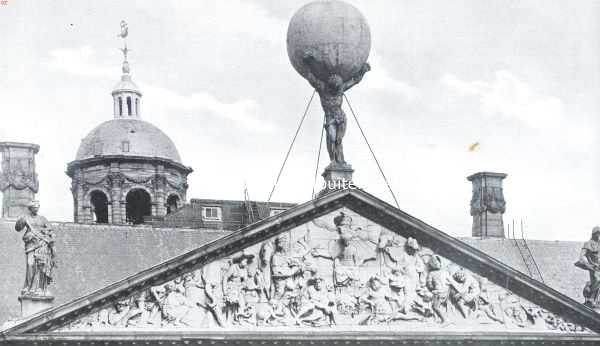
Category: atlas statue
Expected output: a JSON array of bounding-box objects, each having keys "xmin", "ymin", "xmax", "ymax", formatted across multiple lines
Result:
[
  {"xmin": 302, "ymin": 54, "xmax": 370, "ymax": 164},
  {"xmin": 287, "ymin": 0, "xmax": 372, "ymax": 166}
]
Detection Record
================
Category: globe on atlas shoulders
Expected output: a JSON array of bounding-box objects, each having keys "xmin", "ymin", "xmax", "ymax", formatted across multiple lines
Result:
[{"xmin": 286, "ymin": 0, "xmax": 371, "ymax": 83}]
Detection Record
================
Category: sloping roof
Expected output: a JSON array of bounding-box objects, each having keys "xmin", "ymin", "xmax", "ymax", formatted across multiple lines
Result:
[
  {"xmin": 462, "ymin": 238, "xmax": 586, "ymax": 302},
  {"xmin": 2, "ymin": 188, "xmax": 599, "ymax": 340},
  {"xmin": 0, "ymin": 221, "xmax": 228, "ymax": 325},
  {"xmin": 112, "ymin": 74, "xmax": 141, "ymax": 95}
]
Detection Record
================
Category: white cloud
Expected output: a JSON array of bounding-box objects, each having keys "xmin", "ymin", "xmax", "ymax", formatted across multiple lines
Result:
[
  {"xmin": 442, "ymin": 71, "xmax": 562, "ymax": 128},
  {"xmin": 361, "ymin": 52, "xmax": 420, "ymax": 100},
  {"xmin": 46, "ymin": 46, "xmax": 113, "ymax": 79},
  {"xmin": 45, "ymin": 47, "xmax": 273, "ymax": 132},
  {"xmin": 442, "ymin": 71, "xmax": 595, "ymax": 147},
  {"xmin": 173, "ymin": 1, "xmax": 287, "ymax": 44},
  {"xmin": 142, "ymin": 85, "xmax": 274, "ymax": 132}
]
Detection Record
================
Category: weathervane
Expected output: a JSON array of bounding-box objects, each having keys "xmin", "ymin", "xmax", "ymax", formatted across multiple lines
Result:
[{"xmin": 117, "ymin": 20, "xmax": 130, "ymax": 74}]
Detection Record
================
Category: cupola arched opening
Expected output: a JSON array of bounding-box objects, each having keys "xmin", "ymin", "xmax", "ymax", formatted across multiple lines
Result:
[
  {"xmin": 126, "ymin": 96, "xmax": 132, "ymax": 116},
  {"xmin": 166, "ymin": 194, "xmax": 180, "ymax": 215},
  {"xmin": 118, "ymin": 97, "xmax": 123, "ymax": 116},
  {"xmin": 90, "ymin": 190, "xmax": 109, "ymax": 224},
  {"xmin": 126, "ymin": 188, "xmax": 152, "ymax": 224}
]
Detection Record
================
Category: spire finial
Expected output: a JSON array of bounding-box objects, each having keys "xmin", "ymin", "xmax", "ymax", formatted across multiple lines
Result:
[{"xmin": 117, "ymin": 20, "xmax": 130, "ymax": 74}]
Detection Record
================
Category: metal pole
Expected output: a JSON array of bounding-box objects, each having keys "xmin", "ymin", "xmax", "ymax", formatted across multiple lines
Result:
[
  {"xmin": 521, "ymin": 219, "xmax": 524, "ymax": 239},
  {"xmin": 512, "ymin": 219, "xmax": 515, "ymax": 239}
]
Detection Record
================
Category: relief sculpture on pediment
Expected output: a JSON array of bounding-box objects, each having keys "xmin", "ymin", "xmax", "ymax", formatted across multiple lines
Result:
[{"xmin": 61, "ymin": 209, "xmax": 586, "ymax": 332}]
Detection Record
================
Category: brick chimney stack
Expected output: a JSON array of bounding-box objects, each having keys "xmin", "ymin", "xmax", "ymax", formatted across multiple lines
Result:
[{"xmin": 467, "ymin": 172, "xmax": 507, "ymax": 238}]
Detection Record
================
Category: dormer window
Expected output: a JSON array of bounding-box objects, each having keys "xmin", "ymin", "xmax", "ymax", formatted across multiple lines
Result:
[
  {"xmin": 202, "ymin": 207, "xmax": 221, "ymax": 221},
  {"xmin": 122, "ymin": 140, "xmax": 130, "ymax": 153}
]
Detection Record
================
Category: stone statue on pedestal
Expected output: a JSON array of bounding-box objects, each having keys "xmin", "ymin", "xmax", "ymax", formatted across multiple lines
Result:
[
  {"xmin": 14, "ymin": 200, "xmax": 56, "ymax": 297},
  {"xmin": 286, "ymin": 0, "xmax": 372, "ymax": 192},
  {"xmin": 575, "ymin": 226, "xmax": 600, "ymax": 311}
]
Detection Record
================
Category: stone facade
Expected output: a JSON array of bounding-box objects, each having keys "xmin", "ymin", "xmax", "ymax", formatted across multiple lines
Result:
[{"xmin": 0, "ymin": 142, "xmax": 39, "ymax": 219}]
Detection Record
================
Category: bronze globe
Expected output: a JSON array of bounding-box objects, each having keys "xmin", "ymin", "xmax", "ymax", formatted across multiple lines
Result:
[{"xmin": 287, "ymin": 0, "xmax": 371, "ymax": 83}]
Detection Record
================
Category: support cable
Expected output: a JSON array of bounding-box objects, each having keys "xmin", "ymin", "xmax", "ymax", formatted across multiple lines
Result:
[
  {"xmin": 311, "ymin": 113, "xmax": 326, "ymax": 199},
  {"xmin": 267, "ymin": 90, "xmax": 316, "ymax": 203},
  {"xmin": 343, "ymin": 94, "xmax": 400, "ymax": 209}
]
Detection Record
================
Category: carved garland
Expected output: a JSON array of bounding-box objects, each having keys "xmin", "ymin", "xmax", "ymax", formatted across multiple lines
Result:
[
  {"xmin": 470, "ymin": 186, "xmax": 506, "ymax": 216},
  {"xmin": 77, "ymin": 172, "xmax": 186, "ymax": 195},
  {"xmin": 165, "ymin": 177, "xmax": 186, "ymax": 191},
  {"xmin": 0, "ymin": 172, "xmax": 39, "ymax": 192},
  {"xmin": 121, "ymin": 172, "xmax": 155, "ymax": 185}
]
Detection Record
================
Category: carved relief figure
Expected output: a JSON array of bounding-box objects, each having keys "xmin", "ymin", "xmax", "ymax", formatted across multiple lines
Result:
[
  {"xmin": 311, "ymin": 212, "xmax": 375, "ymax": 296},
  {"xmin": 14, "ymin": 200, "xmax": 56, "ymax": 296},
  {"xmin": 161, "ymin": 283, "xmax": 194, "ymax": 326},
  {"xmin": 473, "ymin": 278, "xmax": 505, "ymax": 324},
  {"xmin": 359, "ymin": 275, "xmax": 395, "ymax": 325},
  {"xmin": 498, "ymin": 293, "xmax": 529, "ymax": 328},
  {"xmin": 423, "ymin": 255, "xmax": 450, "ymax": 324},
  {"xmin": 386, "ymin": 268, "xmax": 424, "ymax": 322},
  {"xmin": 295, "ymin": 277, "xmax": 336, "ymax": 326},
  {"xmin": 270, "ymin": 234, "xmax": 303, "ymax": 300},
  {"xmin": 197, "ymin": 274, "xmax": 226, "ymax": 327},
  {"xmin": 449, "ymin": 270, "xmax": 481, "ymax": 318},
  {"xmin": 379, "ymin": 236, "xmax": 427, "ymax": 316},
  {"xmin": 222, "ymin": 251, "xmax": 254, "ymax": 323}
]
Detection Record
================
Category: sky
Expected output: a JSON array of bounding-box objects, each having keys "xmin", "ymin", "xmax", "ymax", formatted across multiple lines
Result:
[{"xmin": 0, "ymin": 0, "xmax": 598, "ymax": 241}]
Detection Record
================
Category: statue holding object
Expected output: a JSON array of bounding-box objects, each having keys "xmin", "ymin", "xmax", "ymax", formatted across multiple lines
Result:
[
  {"xmin": 14, "ymin": 200, "xmax": 56, "ymax": 297},
  {"xmin": 301, "ymin": 53, "xmax": 370, "ymax": 165},
  {"xmin": 286, "ymin": 0, "xmax": 372, "ymax": 168}
]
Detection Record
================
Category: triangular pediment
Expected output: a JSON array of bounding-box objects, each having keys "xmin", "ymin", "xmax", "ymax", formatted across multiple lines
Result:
[{"xmin": 3, "ymin": 189, "xmax": 600, "ymax": 338}]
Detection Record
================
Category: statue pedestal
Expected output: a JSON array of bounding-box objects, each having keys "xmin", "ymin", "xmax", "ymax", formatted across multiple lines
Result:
[
  {"xmin": 317, "ymin": 163, "xmax": 355, "ymax": 197},
  {"xmin": 19, "ymin": 294, "xmax": 54, "ymax": 317}
]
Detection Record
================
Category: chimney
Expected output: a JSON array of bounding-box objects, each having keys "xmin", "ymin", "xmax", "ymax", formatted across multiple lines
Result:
[
  {"xmin": 0, "ymin": 142, "xmax": 40, "ymax": 219},
  {"xmin": 467, "ymin": 172, "xmax": 507, "ymax": 238}
]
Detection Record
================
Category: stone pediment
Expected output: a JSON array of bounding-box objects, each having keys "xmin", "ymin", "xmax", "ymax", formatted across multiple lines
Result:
[{"xmin": 3, "ymin": 189, "xmax": 600, "ymax": 339}]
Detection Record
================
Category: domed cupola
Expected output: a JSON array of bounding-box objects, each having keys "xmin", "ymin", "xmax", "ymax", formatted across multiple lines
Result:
[{"xmin": 66, "ymin": 21, "xmax": 193, "ymax": 226}]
